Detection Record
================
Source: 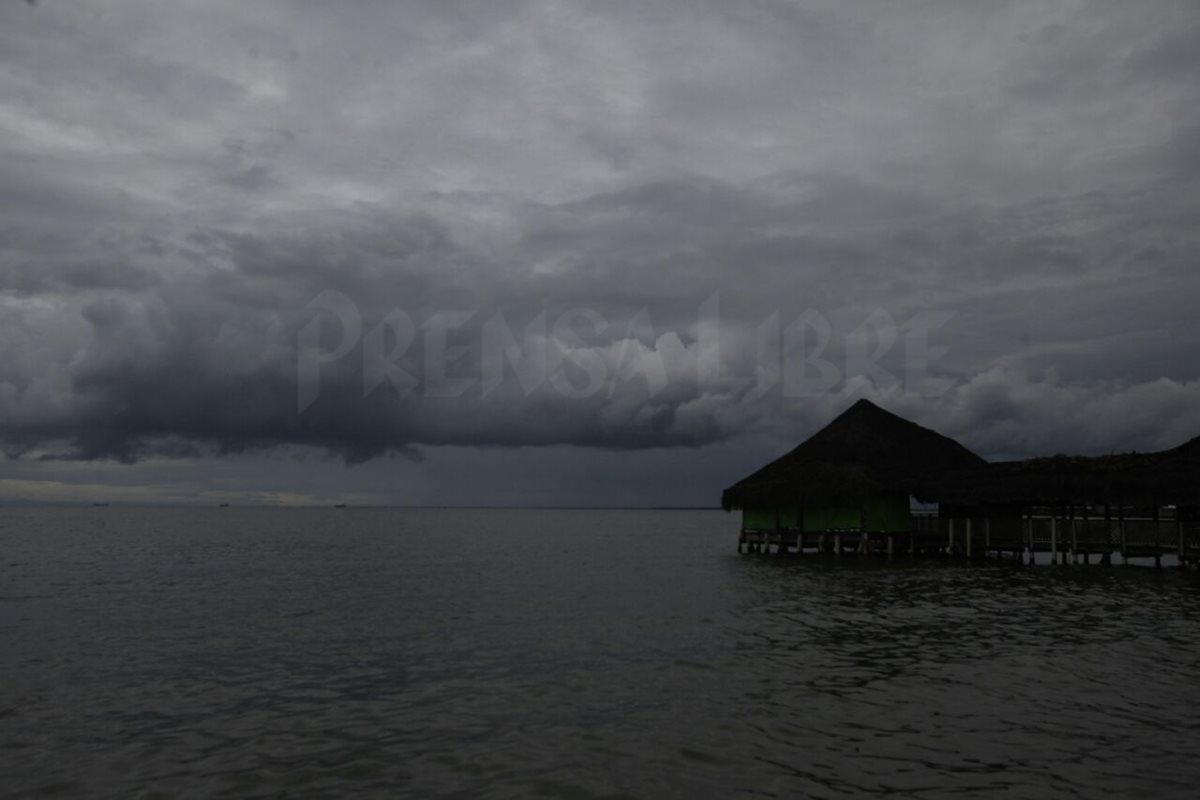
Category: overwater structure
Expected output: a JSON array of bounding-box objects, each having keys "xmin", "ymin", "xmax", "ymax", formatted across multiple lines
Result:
[{"xmin": 723, "ymin": 399, "xmax": 1200, "ymax": 567}]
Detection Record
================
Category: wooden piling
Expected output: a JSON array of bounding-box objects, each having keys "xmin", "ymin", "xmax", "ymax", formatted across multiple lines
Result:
[
  {"xmin": 1081, "ymin": 505, "xmax": 1089, "ymax": 563},
  {"xmin": 1154, "ymin": 506, "xmax": 1162, "ymax": 569},
  {"xmin": 1119, "ymin": 506, "xmax": 1127, "ymax": 564},
  {"xmin": 1179, "ymin": 516, "xmax": 1186, "ymax": 569},
  {"xmin": 737, "ymin": 506, "xmax": 1184, "ymax": 568},
  {"xmin": 1022, "ymin": 510, "xmax": 1030, "ymax": 565},
  {"xmin": 1104, "ymin": 504, "xmax": 1112, "ymax": 566},
  {"xmin": 1066, "ymin": 508, "xmax": 1073, "ymax": 565},
  {"xmin": 1050, "ymin": 513, "xmax": 1058, "ymax": 565}
]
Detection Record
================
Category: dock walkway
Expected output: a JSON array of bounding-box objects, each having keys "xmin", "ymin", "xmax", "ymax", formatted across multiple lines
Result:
[{"xmin": 738, "ymin": 512, "xmax": 1200, "ymax": 568}]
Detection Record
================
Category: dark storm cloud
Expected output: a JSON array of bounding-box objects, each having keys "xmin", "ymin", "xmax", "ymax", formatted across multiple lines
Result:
[{"xmin": 2, "ymin": 0, "xmax": 1200, "ymax": 504}]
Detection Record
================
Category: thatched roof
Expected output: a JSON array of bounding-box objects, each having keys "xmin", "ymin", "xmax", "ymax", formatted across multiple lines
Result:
[
  {"xmin": 721, "ymin": 399, "xmax": 985, "ymax": 510},
  {"xmin": 928, "ymin": 435, "xmax": 1200, "ymax": 508},
  {"xmin": 1148, "ymin": 435, "xmax": 1200, "ymax": 503}
]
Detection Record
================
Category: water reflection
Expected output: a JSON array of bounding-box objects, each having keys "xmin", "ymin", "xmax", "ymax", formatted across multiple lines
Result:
[
  {"xmin": 1, "ymin": 508, "xmax": 1198, "ymax": 799},
  {"xmin": 718, "ymin": 556, "xmax": 1200, "ymax": 797}
]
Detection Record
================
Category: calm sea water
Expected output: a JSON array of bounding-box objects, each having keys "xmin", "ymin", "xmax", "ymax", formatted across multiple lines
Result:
[{"xmin": 1, "ymin": 507, "xmax": 1199, "ymax": 799}]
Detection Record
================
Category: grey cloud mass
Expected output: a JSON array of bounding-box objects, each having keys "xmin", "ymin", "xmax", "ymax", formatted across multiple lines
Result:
[{"xmin": 2, "ymin": 0, "xmax": 1199, "ymax": 505}]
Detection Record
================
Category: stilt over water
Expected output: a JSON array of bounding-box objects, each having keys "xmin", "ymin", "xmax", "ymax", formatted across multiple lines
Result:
[
  {"xmin": 722, "ymin": 399, "xmax": 1200, "ymax": 569},
  {"xmin": 737, "ymin": 506, "xmax": 1200, "ymax": 568}
]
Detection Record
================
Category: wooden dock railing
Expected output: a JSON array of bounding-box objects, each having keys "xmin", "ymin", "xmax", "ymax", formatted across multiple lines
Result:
[{"xmin": 738, "ymin": 510, "xmax": 1200, "ymax": 568}]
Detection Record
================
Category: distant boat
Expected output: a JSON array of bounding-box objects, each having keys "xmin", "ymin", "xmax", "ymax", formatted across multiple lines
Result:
[
  {"xmin": 333, "ymin": 503, "xmax": 347, "ymax": 508},
  {"xmin": 219, "ymin": 503, "xmax": 230, "ymax": 507}
]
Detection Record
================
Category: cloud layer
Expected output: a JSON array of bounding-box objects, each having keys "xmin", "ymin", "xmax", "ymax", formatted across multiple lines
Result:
[{"xmin": 2, "ymin": 1, "xmax": 1199, "ymax": 503}]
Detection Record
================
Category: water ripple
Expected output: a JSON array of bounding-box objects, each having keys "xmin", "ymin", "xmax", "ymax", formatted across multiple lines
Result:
[{"xmin": 1, "ymin": 507, "xmax": 1198, "ymax": 798}]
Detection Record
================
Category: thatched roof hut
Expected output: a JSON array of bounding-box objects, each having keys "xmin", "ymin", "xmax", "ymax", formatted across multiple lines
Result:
[
  {"xmin": 723, "ymin": 397, "xmax": 1199, "ymax": 538},
  {"xmin": 722, "ymin": 399, "xmax": 984, "ymax": 531}
]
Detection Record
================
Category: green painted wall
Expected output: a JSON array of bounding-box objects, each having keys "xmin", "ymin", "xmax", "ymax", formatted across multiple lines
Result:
[
  {"xmin": 802, "ymin": 504, "xmax": 863, "ymax": 531},
  {"xmin": 742, "ymin": 494, "xmax": 911, "ymax": 532},
  {"xmin": 742, "ymin": 504, "xmax": 799, "ymax": 530}
]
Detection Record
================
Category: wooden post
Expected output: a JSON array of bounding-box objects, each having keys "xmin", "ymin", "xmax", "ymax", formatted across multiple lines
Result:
[
  {"xmin": 1081, "ymin": 505, "xmax": 1089, "ymax": 563},
  {"xmin": 966, "ymin": 517, "xmax": 973, "ymax": 560},
  {"xmin": 948, "ymin": 517, "xmax": 956, "ymax": 556},
  {"xmin": 834, "ymin": 532, "xmax": 841, "ymax": 558},
  {"xmin": 1113, "ymin": 506, "xmax": 1123, "ymax": 563},
  {"xmin": 1154, "ymin": 506, "xmax": 1162, "ymax": 569},
  {"xmin": 1069, "ymin": 506, "xmax": 1077, "ymax": 565},
  {"xmin": 1102, "ymin": 504, "xmax": 1112, "ymax": 566},
  {"xmin": 887, "ymin": 534, "xmax": 895, "ymax": 559},
  {"xmin": 1050, "ymin": 512, "xmax": 1058, "ymax": 566},
  {"xmin": 798, "ymin": 502, "xmax": 805, "ymax": 555},
  {"xmin": 1065, "ymin": 515, "xmax": 1075, "ymax": 566},
  {"xmin": 984, "ymin": 516, "xmax": 991, "ymax": 559},
  {"xmin": 1179, "ymin": 516, "xmax": 1186, "ymax": 569},
  {"xmin": 1025, "ymin": 510, "xmax": 1032, "ymax": 565},
  {"xmin": 1027, "ymin": 510, "xmax": 1036, "ymax": 566}
]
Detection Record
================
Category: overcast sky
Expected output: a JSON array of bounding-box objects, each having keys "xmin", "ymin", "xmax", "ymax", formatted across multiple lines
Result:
[{"xmin": 2, "ymin": 0, "xmax": 1199, "ymax": 506}]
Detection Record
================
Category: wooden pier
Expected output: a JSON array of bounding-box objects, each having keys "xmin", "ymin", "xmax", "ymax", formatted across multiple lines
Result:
[
  {"xmin": 722, "ymin": 399, "xmax": 1200, "ymax": 571},
  {"xmin": 738, "ymin": 508, "xmax": 1200, "ymax": 568}
]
